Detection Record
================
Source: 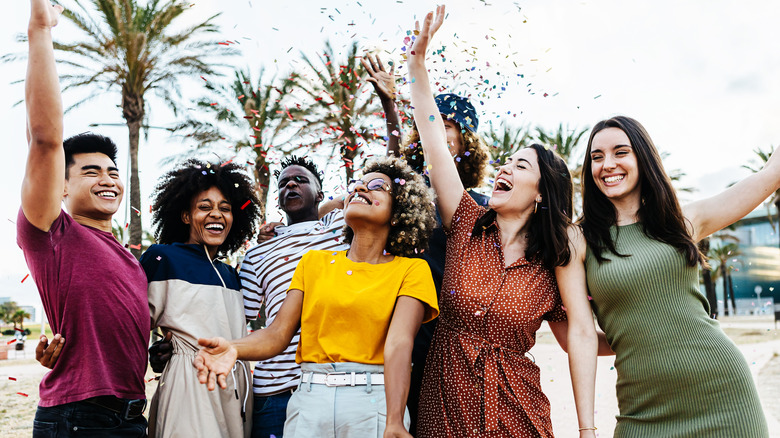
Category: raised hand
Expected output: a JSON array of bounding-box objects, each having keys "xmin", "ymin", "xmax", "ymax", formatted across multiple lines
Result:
[
  {"xmin": 29, "ymin": 0, "xmax": 64, "ymax": 29},
  {"xmin": 362, "ymin": 54, "xmax": 396, "ymax": 102},
  {"xmin": 193, "ymin": 337, "xmax": 238, "ymax": 391},
  {"xmin": 409, "ymin": 5, "xmax": 445, "ymax": 61}
]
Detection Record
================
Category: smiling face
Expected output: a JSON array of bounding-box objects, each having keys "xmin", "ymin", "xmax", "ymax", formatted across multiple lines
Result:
[
  {"xmin": 277, "ymin": 165, "xmax": 323, "ymax": 224},
  {"xmin": 182, "ymin": 186, "xmax": 233, "ymax": 255},
  {"xmin": 343, "ymin": 172, "xmax": 394, "ymax": 230},
  {"xmin": 589, "ymin": 127, "xmax": 641, "ymax": 205},
  {"xmin": 444, "ymin": 118, "xmax": 465, "ymax": 157},
  {"xmin": 63, "ymin": 152, "xmax": 124, "ymax": 221},
  {"xmin": 489, "ymin": 148, "xmax": 542, "ymax": 215}
]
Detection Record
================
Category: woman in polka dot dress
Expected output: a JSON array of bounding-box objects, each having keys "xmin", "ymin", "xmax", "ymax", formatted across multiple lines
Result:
[{"xmin": 408, "ymin": 7, "xmax": 610, "ymax": 437}]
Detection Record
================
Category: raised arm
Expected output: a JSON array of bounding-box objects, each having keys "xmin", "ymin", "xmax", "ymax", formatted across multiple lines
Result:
[
  {"xmin": 195, "ymin": 289, "xmax": 303, "ymax": 391},
  {"xmin": 407, "ymin": 5, "xmax": 463, "ymax": 229},
  {"xmin": 383, "ymin": 295, "xmax": 425, "ymax": 438},
  {"xmin": 552, "ymin": 226, "xmax": 598, "ymax": 437},
  {"xmin": 22, "ymin": 0, "xmax": 65, "ymax": 232},
  {"xmin": 684, "ymin": 151, "xmax": 780, "ymax": 242},
  {"xmin": 361, "ymin": 54, "xmax": 401, "ymax": 156}
]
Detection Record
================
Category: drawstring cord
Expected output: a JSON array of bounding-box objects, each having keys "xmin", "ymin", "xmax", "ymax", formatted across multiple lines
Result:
[{"xmin": 230, "ymin": 361, "xmax": 251, "ymax": 423}]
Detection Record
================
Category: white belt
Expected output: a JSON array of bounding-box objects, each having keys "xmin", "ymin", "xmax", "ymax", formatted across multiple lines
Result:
[{"xmin": 301, "ymin": 372, "xmax": 385, "ymax": 387}]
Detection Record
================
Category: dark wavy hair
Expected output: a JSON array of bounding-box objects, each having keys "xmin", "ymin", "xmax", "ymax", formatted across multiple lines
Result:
[
  {"xmin": 151, "ymin": 159, "xmax": 261, "ymax": 256},
  {"xmin": 580, "ymin": 115, "xmax": 704, "ymax": 266},
  {"xmin": 342, "ymin": 156, "xmax": 436, "ymax": 257},
  {"xmin": 472, "ymin": 144, "xmax": 573, "ymax": 269},
  {"xmin": 273, "ymin": 155, "xmax": 323, "ymax": 189},
  {"xmin": 401, "ymin": 123, "xmax": 489, "ymax": 190}
]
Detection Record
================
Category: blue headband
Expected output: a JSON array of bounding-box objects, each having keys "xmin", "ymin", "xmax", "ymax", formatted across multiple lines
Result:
[{"xmin": 435, "ymin": 93, "xmax": 478, "ymax": 132}]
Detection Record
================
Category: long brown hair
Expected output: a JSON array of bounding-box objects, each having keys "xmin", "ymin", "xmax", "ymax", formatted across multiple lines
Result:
[
  {"xmin": 580, "ymin": 116, "xmax": 704, "ymax": 266},
  {"xmin": 473, "ymin": 144, "xmax": 573, "ymax": 269}
]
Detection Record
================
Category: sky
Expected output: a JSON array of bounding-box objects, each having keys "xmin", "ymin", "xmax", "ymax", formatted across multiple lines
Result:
[{"xmin": 1, "ymin": 0, "xmax": 778, "ymax": 313}]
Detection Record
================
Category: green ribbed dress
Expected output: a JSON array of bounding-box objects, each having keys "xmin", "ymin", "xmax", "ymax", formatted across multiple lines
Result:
[{"xmin": 585, "ymin": 223, "xmax": 769, "ymax": 437}]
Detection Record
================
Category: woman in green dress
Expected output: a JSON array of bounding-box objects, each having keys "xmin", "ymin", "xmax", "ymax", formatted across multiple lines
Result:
[{"xmin": 556, "ymin": 115, "xmax": 777, "ymax": 437}]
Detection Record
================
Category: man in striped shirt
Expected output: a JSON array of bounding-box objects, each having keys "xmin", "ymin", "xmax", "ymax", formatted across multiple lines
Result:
[{"xmin": 240, "ymin": 156, "xmax": 347, "ymax": 438}]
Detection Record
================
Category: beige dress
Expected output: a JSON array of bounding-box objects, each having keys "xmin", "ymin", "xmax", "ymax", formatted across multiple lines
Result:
[{"xmin": 142, "ymin": 243, "xmax": 252, "ymax": 438}]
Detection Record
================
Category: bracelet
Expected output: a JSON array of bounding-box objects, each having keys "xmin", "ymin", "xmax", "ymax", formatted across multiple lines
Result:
[{"xmin": 578, "ymin": 426, "xmax": 597, "ymax": 431}]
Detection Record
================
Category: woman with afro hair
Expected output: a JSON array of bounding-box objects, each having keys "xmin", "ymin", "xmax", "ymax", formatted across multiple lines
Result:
[
  {"xmin": 141, "ymin": 159, "xmax": 261, "ymax": 438},
  {"xmin": 194, "ymin": 156, "xmax": 440, "ymax": 438}
]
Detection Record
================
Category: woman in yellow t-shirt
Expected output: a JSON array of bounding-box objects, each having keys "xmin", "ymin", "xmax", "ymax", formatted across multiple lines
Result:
[{"xmin": 194, "ymin": 156, "xmax": 439, "ymax": 438}]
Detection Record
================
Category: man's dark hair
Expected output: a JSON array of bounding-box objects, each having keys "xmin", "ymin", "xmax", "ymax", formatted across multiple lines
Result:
[
  {"xmin": 63, "ymin": 132, "xmax": 119, "ymax": 178},
  {"xmin": 274, "ymin": 155, "xmax": 323, "ymax": 189}
]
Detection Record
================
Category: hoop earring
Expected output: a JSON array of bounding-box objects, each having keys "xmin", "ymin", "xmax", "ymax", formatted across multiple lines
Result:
[{"xmin": 534, "ymin": 201, "xmax": 538, "ymax": 214}]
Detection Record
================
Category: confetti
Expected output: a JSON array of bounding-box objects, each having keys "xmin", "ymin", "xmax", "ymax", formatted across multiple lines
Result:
[
  {"xmin": 8, "ymin": 377, "xmax": 16, "ymax": 381},
  {"xmin": 240, "ymin": 200, "xmax": 252, "ymax": 210},
  {"xmin": 17, "ymin": 392, "xmax": 28, "ymax": 397},
  {"xmin": 346, "ymin": 270, "xmax": 353, "ymax": 275},
  {"xmin": 21, "ymin": 274, "xmax": 29, "ymax": 283}
]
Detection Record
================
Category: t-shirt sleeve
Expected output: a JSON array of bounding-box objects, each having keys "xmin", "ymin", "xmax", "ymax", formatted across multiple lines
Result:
[
  {"xmin": 239, "ymin": 251, "xmax": 264, "ymax": 321},
  {"xmin": 288, "ymin": 251, "xmax": 310, "ymax": 294},
  {"xmin": 16, "ymin": 207, "xmax": 68, "ymax": 252},
  {"xmin": 321, "ymin": 209, "xmax": 344, "ymax": 229},
  {"xmin": 398, "ymin": 259, "xmax": 439, "ymax": 323}
]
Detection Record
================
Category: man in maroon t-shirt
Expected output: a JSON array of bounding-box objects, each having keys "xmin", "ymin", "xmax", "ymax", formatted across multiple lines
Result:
[{"xmin": 18, "ymin": 1, "xmax": 150, "ymax": 436}]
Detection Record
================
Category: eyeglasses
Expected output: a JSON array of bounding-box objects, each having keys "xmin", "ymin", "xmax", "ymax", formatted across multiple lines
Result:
[{"xmin": 347, "ymin": 178, "xmax": 391, "ymax": 194}]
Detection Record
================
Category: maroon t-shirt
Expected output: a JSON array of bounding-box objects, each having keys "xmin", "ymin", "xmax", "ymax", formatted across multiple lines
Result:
[{"xmin": 17, "ymin": 208, "xmax": 149, "ymax": 406}]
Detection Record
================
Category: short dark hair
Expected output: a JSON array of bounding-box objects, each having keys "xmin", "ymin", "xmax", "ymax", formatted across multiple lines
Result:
[
  {"xmin": 342, "ymin": 156, "xmax": 436, "ymax": 257},
  {"xmin": 151, "ymin": 159, "xmax": 261, "ymax": 256},
  {"xmin": 580, "ymin": 115, "xmax": 704, "ymax": 266},
  {"xmin": 274, "ymin": 155, "xmax": 323, "ymax": 189},
  {"xmin": 63, "ymin": 133, "xmax": 119, "ymax": 178}
]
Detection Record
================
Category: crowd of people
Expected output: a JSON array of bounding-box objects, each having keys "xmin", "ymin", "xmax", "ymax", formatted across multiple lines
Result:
[{"xmin": 18, "ymin": 1, "xmax": 779, "ymax": 437}]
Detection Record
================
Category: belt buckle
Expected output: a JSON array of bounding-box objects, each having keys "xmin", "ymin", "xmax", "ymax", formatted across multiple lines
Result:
[
  {"xmin": 122, "ymin": 399, "xmax": 147, "ymax": 420},
  {"xmin": 325, "ymin": 372, "xmax": 346, "ymax": 387}
]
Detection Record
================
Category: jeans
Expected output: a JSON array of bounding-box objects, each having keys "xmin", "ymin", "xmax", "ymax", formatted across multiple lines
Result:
[
  {"xmin": 251, "ymin": 390, "xmax": 293, "ymax": 438},
  {"xmin": 33, "ymin": 400, "xmax": 148, "ymax": 438}
]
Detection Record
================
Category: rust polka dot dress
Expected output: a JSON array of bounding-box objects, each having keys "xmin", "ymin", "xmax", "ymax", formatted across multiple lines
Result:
[{"xmin": 417, "ymin": 193, "xmax": 566, "ymax": 438}]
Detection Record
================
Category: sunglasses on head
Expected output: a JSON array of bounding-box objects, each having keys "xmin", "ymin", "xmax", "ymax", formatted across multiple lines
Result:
[{"xmin": 347, "ymin": 178, "xmax": 391, "ymax": 194}]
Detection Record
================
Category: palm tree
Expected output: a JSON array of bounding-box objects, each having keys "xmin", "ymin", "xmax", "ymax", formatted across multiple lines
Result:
[
  {"xmin": 172, "ymin": 68, "xmax": 304, "ymax": 222},
  {"xmin": 698, "ymin": 238, "xmax": 718, "ymax": 318},
  {"xmin": 710, "ymin": 238, "xmax": 742, "ymax": 316},
  {"xmin": 742, "ymin": 146, "xmax": 778, "ymax": 240},
  {"xmin": 535, "ymin": 124, "xmax": 589, "ymax": 216},
  {"xmin": 482, "ymin": 121, "xmax": 530, "ymax": 165},
  {"xmin": 294, "ymin": 40, "xmax": 381, "ymax": 182},
  {"xmin": 12, "ymin": 309, "xmax": 31, "ymax": 332},
  {"xmin": 23, "ymin": 0, "xmax": 233, "ymax": 258}
]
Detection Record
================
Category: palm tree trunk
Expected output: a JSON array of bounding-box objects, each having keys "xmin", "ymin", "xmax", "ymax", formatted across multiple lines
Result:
[
  {"xmin": 722, "ymin": 273, "xmax": 730, "ymax": 316},
  {"xmin": 698, "ymin": 239, "xmax": 717, "ymax": 318},
  {"xmin": 727, "ymin": 273, "xmax": 737, "ymax": 315},
  {"xmin": 253, "ymin": 155, "xmax": 270, "ymax": 224},
  {"xmin": 123, "ymin": 91, "xmax": 145, "ymax": 259}
]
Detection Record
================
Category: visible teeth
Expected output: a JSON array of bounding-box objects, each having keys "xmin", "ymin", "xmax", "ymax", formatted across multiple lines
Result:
[
  {"xmin": 495, "ymin": 178, "xmax": 513, "ymax": 191},
  {"xmin": 604, "ymin": 175, "xmax": 624, "ymax": 183},
  {"xmin": 205, "ymin": 224, "xmax": 224, "ymax": 230},
  {"xmin": 350, "ymin": 196, "xmax": 369, "ymax": 205},
  {"xmin": 96, "ymin": 191, "xmax": 116, "ymax": 198}
]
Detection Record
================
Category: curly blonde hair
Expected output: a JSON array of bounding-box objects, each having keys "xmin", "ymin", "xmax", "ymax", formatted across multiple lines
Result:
[
  {"xmin": 342, "ymin": 156, "xmax": 436, "ymax": 257},
  {"xmin": 400, "ymin": 124, "xmax": 489, "ymax": 190}
]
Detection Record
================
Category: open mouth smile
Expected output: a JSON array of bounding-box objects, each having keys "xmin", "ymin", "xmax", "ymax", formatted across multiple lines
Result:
[
  {"xmin": 205, "ymin": 223, "xmax": 225, "ymax": 232},
  {"xmin": 493, "ymin": 177, "xmax": 513, "ymax": 192},
  {"xmin": 95, "ymin": 191, "xmax": 118, "ymax": 199},
  {"xmin": 603, "ymin": 175, "xmax": 625, "ymax": 184},
  {"xmin": 348, "ymin": 193, "xmax": 371, "ymax": 205}
]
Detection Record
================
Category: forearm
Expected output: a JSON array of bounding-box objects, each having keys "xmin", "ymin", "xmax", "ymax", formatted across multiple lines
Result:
[
  {"xmin": 26, "ymin": 25, "xmax": 62, "ymax": 147},
  {"xmin": 382, "ymin": 97, "xmax": 401, "ymax": 156},
  {"xmin": 231, "ymin": 325, "xmax": 293, "ymax": 362},
  {"xmin": 383, "ymin": 336, "xmax": 414, "ymax": 427},
  {"xmin": 318, "ymin": 197, "xmax": 344, "ymax": 218},
  {"xmin": 567, "ymin": 329, "xmax": 598, "ymax": 431}
]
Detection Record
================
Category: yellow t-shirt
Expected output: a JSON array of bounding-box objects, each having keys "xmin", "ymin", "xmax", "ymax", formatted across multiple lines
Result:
[{"xmin": 289, "ymin": 250, "xmax": 439, "ymax": 364}]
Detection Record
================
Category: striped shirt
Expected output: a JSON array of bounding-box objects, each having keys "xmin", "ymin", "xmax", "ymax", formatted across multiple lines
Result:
[{"xmin": 240, "ymin": 209, "xmax": 348, "ymax": 395}]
